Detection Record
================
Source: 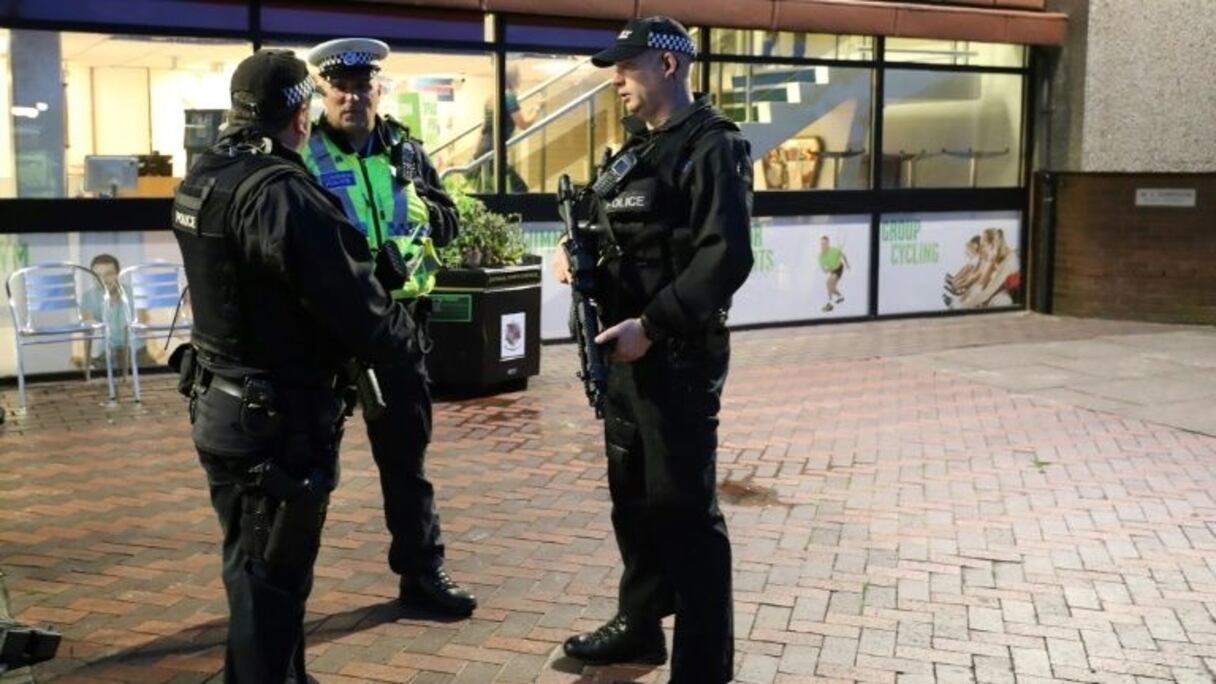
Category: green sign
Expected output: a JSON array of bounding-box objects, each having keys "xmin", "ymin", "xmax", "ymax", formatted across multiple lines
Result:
[
  {"xmin": 397, "ymin": 92, "xmax": 423, "ymax": 141},
  {"xmin": 430, "ymin": 293, "xmax": 472, "ymax": 323}
]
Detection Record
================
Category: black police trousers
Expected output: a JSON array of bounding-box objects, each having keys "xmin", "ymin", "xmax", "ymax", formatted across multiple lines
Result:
[
  {"xmin": 603, "ymin": 342, "xmax": 734, "ymax": 684},
  {"xmin": 363, "ymin": 348, "xmax": 444, "ymax": 575},
  {"xmin": 193, "ymin": 382, "xmax": 343, "ymax": 684}
]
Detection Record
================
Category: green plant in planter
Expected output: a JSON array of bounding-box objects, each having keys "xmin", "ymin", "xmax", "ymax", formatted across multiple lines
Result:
[{"xmin": 439, "ymin": 175, "xmax": 526, "ymax": 269}]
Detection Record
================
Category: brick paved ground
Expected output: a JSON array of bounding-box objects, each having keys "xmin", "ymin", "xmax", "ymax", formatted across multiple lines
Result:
[{"xmin": 2, "ymin": 313, "xmax": 1215, "ymax": 683}]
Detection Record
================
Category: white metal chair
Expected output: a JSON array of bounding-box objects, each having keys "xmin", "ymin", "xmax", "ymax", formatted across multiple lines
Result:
[
  {"xmin": 5, "ymin": 262, "xmax": 116, "ymax": 411},
  {"xmin": 119, "ymin": 261, "xmax": 191, "ymax": 402}
]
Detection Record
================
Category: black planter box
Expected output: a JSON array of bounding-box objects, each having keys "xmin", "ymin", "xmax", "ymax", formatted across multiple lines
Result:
[{"xmin": 426, "ymin": 254, "xmax": 542, "ymax": 390}]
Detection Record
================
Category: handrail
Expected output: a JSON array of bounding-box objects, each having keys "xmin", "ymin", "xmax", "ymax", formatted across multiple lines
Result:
[
  {"xmin": 429, "ymin": 57, "xmax": 594, "ymax": 157},
  {"xmin": 440, "ymin": 79, "xmax": 615, "ymax": 180}
]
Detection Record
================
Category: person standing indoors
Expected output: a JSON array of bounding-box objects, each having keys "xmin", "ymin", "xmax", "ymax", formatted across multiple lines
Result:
[
  {"xmin": 552, "ymin": 17, "xmax": 754, "ymax": 684},
  {"xmin": 474, "ymin": 64, "xmax": 535, "ymax": 192},
  {"xmin": 302, "ymin": 37, "xmax": 475, "ymax": 617}
]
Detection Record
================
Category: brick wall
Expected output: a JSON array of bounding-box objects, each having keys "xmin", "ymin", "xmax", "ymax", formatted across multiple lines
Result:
[{"xmin": 1051, "ymin": 173, "xmax": 1216, "ymax": 324}]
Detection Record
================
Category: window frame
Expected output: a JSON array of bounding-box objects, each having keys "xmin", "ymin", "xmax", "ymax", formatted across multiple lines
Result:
[{"xmin": 0, "ymin": 11, "xmax": 1037, "ymax": 326}]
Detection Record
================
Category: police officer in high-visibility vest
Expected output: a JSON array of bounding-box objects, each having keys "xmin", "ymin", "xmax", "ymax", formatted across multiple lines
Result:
[{"xmin": 302, "ymin": 38, "xmax": 475, "ymax": 617}]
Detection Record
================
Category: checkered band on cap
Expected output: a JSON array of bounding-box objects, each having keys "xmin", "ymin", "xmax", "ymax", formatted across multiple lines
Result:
[
  {"xmin": 647, "ymin": 32, "xmax": 696, "ymax": 56},
  {"xmin": 319, "ymin": 51, "xmax": 378, "ymax": 71},
  {"xmin": 283, "ymin": 76, "xmax": 314, "ymax": 107}
]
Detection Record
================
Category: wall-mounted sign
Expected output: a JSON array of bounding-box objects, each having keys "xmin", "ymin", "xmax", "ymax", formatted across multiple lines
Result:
[
  {"xmin": 523, "ymin": 215, "xmax": 873, "ymax": 340},
  {"xmin": 878, "ymin": 211, "xmax": 1022, "ymax": 315},
  {"xmin": 1135, "ymin": 188, "xmax": 1196, "ymax": 208},
  {"xmin": 730, "ymin": 215, "xmax": 872, "ymax": 325},
  {"xmin": 412, "ymin": 76, "xmax": 456, "ymax": 102}
]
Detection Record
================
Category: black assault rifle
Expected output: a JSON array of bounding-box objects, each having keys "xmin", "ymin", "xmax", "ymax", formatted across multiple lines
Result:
[{"xmin": 557, "ymin": 174, "xmax": 608, "ymax": 418}]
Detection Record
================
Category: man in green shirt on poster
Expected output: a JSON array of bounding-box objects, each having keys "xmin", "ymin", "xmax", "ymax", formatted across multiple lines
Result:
[{"xmin": 818, "ymin": 235, "xmax": 849, "ymax": 312}]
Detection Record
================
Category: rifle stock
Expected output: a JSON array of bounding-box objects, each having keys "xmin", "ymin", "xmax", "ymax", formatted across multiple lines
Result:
[{"xmin": 557, "ymin": 174, "xmax": 608, "ymax": 418}]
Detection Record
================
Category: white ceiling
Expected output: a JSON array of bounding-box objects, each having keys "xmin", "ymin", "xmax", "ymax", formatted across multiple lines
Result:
[
  {"xmin": 60, "ymin": 33, "xmax": 252, "ymax": 71},
  {"xmin": 54, "ymin": 33, "xmax": 583, "ymax": 88}
]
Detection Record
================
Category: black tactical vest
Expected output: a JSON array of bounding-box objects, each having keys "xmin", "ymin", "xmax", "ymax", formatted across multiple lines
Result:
[
  {"xmin": 594, "ymin": 105, "xmax": 740, "ymax": 327},
  {"xmin": 171, "ymin": 139, "xmax": 304, "ymax": 367}
]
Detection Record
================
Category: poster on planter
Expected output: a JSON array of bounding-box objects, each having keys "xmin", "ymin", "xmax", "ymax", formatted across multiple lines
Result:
[
  {"xmin": 729, "ymin": 214, "xmax": 871, "ymax": 326},
  {"xmin": 877, "ymin": 211, "xmax": 1023, "ymax": 316},
  {"xmin": 500, "ymin": 312, "xmax": 526, "ymax": 360}
]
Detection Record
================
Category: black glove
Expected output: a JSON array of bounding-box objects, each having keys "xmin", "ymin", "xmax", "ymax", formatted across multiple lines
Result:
[{"xmin": 374, "ymin": 240, "xmax": 408, "ymax": 292}]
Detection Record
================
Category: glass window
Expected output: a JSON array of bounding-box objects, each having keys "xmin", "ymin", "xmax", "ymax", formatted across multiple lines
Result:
[
  {"xmin": 884, "ymin": 38, "xmax": 1025, "ymax": 68},
  {"xmin": 710, "ymin": 63, "xmax": 873, "ymax": 190},
  {"xmin": 0, "ymin": 230, "xmax": 188, "ymax": 377},
  {"xmin": 3, "ymin": 30, "xmax": 251, "ymax": 198},
  {"xmin": 882, "ymin": 70, "xmax": 1023, "ymax": 189},
  {"xmin": 261, "ymin": 1, "xmax": 484, "ymax": 43},
  {"xmin": 500, "ymin": 53, "xmax": 619, "ymax": 194},
  {"xmin": 272, "ymin": 43, "xmax": 494, "ymax": 193},
  {"xmin": 0, "ymin": 0, "xmax": 248, "ymax": 32},
  {"xmin": 710, "ymin": 29, "xmax": 873, "ymax": 61}
]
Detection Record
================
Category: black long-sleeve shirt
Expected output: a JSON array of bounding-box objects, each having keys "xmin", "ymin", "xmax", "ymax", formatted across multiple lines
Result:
[
  {"xmin": 233, "ymin": 155, "xmax": 419, "ymax": 369},
  {"xmin": 642, "ymin": 115, "xmax": 754, "ymax": 337}
]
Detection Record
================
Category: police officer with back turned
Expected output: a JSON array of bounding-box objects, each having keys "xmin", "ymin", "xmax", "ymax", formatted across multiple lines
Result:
[
  {"xmin": 300, "ymin": 37, "xmax": 475, "ymax": 616},
  {"xmin": 171, "ymin": 49, "xmax": 420, "ymax": 684},
  {"xmin": 553, "ymin": 16, "xmax": 754, "ymax": 684}
]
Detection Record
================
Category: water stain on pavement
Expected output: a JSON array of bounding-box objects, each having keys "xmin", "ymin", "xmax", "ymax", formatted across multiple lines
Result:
[{"xmin": 719, "ymin": 477, "xmax": 787, "ymax": 507}]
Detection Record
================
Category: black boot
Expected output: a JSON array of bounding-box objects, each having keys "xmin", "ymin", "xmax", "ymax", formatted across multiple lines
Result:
[
  {"xmin": 399, "ymin": 566, "xmax": 477, "ymax": 617},
  {"xmin": 563, "ymin": 614, "xmax": 666, "ymax": 665}
]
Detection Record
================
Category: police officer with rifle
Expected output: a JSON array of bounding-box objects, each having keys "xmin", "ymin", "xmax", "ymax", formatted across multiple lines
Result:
[{"xmin": 551, "ymin": 16, "xmax": 755, "ymax": 684}]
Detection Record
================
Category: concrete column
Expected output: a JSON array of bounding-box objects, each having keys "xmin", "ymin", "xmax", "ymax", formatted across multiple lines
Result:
[
  {"xmin": 1040, "ymin": 0, "xmax": 1216, "ymax": 173},
  {"xmin": 10, "ymin": 30, "xmax": 66, "ymax": 197}
]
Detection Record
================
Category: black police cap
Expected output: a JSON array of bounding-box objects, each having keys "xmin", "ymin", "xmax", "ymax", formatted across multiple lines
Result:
[
  {"xmin": 591, "ymin": 16, "xmax": 697, "ymax": 68},
  {"xmin": 229, "ymin": 49, "xmax": 314, "ymax": 125}
]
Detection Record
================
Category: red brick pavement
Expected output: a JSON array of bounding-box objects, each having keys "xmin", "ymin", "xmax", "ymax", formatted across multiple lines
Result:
[{"xmin": 2, "ymin": 314, "xmax": 1215, "ymax": 683}]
